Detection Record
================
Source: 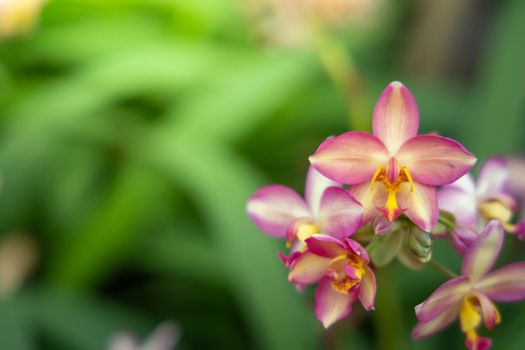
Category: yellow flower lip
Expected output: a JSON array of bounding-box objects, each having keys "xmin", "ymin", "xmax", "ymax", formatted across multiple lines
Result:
[{"xmin": 370, "ymin": 164, "xmax": 414, "ymax": 222}]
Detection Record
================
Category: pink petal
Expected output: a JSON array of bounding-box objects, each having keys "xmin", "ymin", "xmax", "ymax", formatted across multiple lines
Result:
[
  {"xmin": 317, "ymin": 187, "xmax": 363, "ymax": 238},
  {"xmin": 247, "ymin": 185, "xmax": 311, "ymax": 237},
  {"xmin": 438, "ymin": 178, "xmax": 477, "ymax": 227},
  {"xmin": 288, "ymin": 251, "xmax": 331, "ymax": 285},
  {"xmin": 372, "ymin": 215, "xmax": 395, "ymax": 236},
  {"xmin": 465, "ymin": 335, "xmax": 492, "ymax": 350},
  {"xmin": 397, "ymin": 182, "xmax": 438, "ymax": 232},
  {"xmin": 477, "ymin": 157, "xmax": 509, "ymax": 199},
  {"xmin": 415, "ymin": 276, "xmax": 470, "ymax": 322},
  {"xmin": 449, "ymin": 227, "xmax": 479, "ymax": 256},
  {"xmin": 304, "ymin": 165, "xmax": 341, "ymax": 217},
  {"xmin": 343, "ymin": 238, "xmax": 370, "ymax": 263},
  {"xmin": 309, "ymin": 132, "xmax": 389, "ymax": 185},
  {"xmin": 373, "ymin": 81, "xmax": 419, "ymax": 154},
  {"xmin": 350, "ymin": 181, "xmax": 388, "ymax": 225},
  {"xmin": 315, "ymin": 277, "xmax": 357, "ymax": 328},
  {"xmin": 358, "ymin": 265, "xmax": 376, "ymax": 311},
  {"xmin": 412, "ymin": 303, "xmax": 460, "ymax": 340},
  {"xmin": 475, "ymin": 293, "xmax": 500, "ymax": 330},
  {"xmin": 396, "ymin": 134, "xmax": 476, "ymax": 186},
  {"xmin": 462, "ymin": 221, "xmax": 504, "ymax": 282},
  {"xmin": 475, "ymin": 262, "xmax": 525, "ymax": 302},
  {"xmin": 305, "ymin": 234, "xmax": 346, "ymax": 258}
]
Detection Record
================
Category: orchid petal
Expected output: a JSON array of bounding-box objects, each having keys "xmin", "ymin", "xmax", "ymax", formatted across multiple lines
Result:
[
  {"xmin": 247, "ymin": 185, "xmax": 311, "ymax": 237},
  {"xmin": 412, "ymin": 303, "xmax": 460, "ymax": 340},
  {"xmin": 344, "ymin": 238, "xmax": 369, "ymax": 263},
  {"xmin": 462, "ymin": 221, "xmax": 504, "ymax": 282},
  {"xmin": 288, "ymin": 251, "xmax": 331, "ymax": 285},
  {"xmin": 438, "ymin": 181, "xmax": 477, "ymax": 227},
  {"xmin": 396, "ymin": 134, "xmax": 476, "ymax": 186},
  {"xmin": 315, "ymin": 277, "xmax": 357, "ymax": 328},
  {"xmin": 372, "ymin": 81, "xmax": 419, "ymax": 154},
  {"xmin": 305, "ymin": 234, "xmax": 346, "ymax": 258},
  {"xmin": 415, "ymin": 276, "xmax": 470, "ymax": 322},
  {"xmin": 475, "ymin": 262, "xmax": 525, "ymax": 302},
  {"xmin": 309, "ymin": 131, "xmax": 389, "ymax": 184},
  {"xmin": 317, "ymin": 187, "xmax": 363, "ymax": 239},
  {"xmin": 477, "ymin": 157, "xmax": 509, "ymax": 199},
  {"xmin": 475, "ymin": 293, "xmax": 500, "ymax": 330},
  {"xmin": 358, "ymin": 265, "xmax": 376, "ymax": 311},
  {"xmin": 465, "ymin": 335, "xmax": 492, "ymax": 350},
  {"xmin": 350, "ymin": 181, "xmax": 388, "ymax": 225},
  {"xmin": 449, "ymin": 227, "xmax": 479, "ymax": 256},
  {"xmin": 397, "ymin": 182, "xmax": 438, "ymax": 232},
  {"xmin": 305, "ymin": 165, "xmax": 340, "ymax": 218}
]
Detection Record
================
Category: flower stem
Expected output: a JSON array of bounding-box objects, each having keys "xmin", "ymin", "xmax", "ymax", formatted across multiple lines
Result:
[
  {"xmin": 427, "ymin": 260, "xmax": 458, "ymax": 279},
  {"xmin": 437, "ymin": 215, "xmax": 456, "ymax": 229},
  {"xmin": 309, "ymin": 22, "xmax": 370, "ymax": 131}
]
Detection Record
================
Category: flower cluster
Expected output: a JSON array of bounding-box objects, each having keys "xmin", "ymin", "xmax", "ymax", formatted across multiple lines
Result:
[{"xmin": 247, "ymin": 81, "xmax": 525, "ymax": 349}]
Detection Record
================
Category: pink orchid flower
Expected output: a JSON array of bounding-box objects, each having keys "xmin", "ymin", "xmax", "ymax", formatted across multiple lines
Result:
[
  {"xmin": 438, "ymin": 157, "xmax": 525, "ymax": 254},
  {"xmin": 247, "ymin": 166, "xmax": 363, "ymax": 254},
  {"xmin": 288, "ymin": 234, "xmax": 376, "ymax": 328},
  {"xmin": 413, "ymin": 220, "xmax": 525, "ymax": 350},
  {"xmin": 309, "ymin": 81, "xmax": 476, "ymax": 232}
]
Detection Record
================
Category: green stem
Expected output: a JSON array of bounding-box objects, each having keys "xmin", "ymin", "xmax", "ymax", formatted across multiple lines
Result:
[
  {"xmin": 438, "ymin": 215, "xmax": 456, "ymax": 229},
  {"xmin": 309, "ymin": 22, "xmax": 370, "ymax": 131},
  {"xmin": 428, "ymin": 260, "xmax": 458, "ymax": 279}
]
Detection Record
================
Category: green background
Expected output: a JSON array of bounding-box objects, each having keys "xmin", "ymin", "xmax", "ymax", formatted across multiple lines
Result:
[{"xmin": 0, "ymin": 0, "xmax": 524, "ymax": 349}]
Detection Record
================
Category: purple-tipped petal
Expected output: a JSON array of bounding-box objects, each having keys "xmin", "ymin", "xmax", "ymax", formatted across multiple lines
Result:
[
  {"xmin": 372, "ymin": 81, "xmax": 419, "ymax": 154},
  {"xmin": 477, "ymin": 157, "xmax": 509, "ymax": 199},
  {"xmin": 305, "ymin": 165, "xmax": 341, "ymax": 218},
  {"xmin": 475, "ymin": 262, "xmax": 525, "ymax": 302},
  {"xmin": 372, "ymin": 215, "xmax": 395, "ymax": 236},
  {"xmin": 288, "ymin": 251, "xmax": 331, "ymax": 285},
  {"xmin": 358, "ymin": 265, "xmax": 376, "ymax": 311},
  {"xmin": 462, "ymin": 221, "xmax": 504, "ymax": 282},
  {"xmin": 344, "ymin": 238, "xmax": 370, "ymax": 262},
  {"xmin": 317, "ymin": 187, "xmax": 363, "ymax": 238},
  {"xmin": 415, "ymin": 276, "xmax": 469, "ymax": 322},
  {"xmin": 350, "ymin": 181, "xmax": 389, "ymax": 225},
  {"xmin": 247, "ymin": 185, "xmax": 311, "ymax": 237},
  {"xmin": 397, "ymin": 182, "xmax": 438, "ymax": 232},
  {"xmin": 438, "ymin": 179, "xmax": 477, "ymax": 227},
  {"xmin": 396, "ymin": 134, "xmax": 476, "ymax": 186},
  {"xmin": 309, "ymin": 131, "xmax": 389, "ymax": 185},
  {"xmin": 305, "ymin": 234, "xmax": 346, "ymax": 258},
  {"xmin": 515, "ymin": 220, "xmax": 525, "ymax": 240},
  {"xmin": 315, "ymin": 277, "xmax": 357, "ymax": 328},
  {"xmin": 449, "ymin": 227, "xmax": 480, "ymax": 256},
  {"xmin": 412, "ymin": 303, "xmax": 460, "ymax": 340},
  {"xmin": 476, "ymin": 293, "xmax": 500, "ymax": 330}
]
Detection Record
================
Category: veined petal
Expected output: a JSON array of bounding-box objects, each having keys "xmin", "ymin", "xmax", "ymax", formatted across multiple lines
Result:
[
  {"xmin": 373, "ymin": 81, "xmax": 419, "ymax": 154},
  {"xmin": 438, "ymin": 182, "xmax": 477, "ymax": 227},
  {"xmin": 350, "ymin": 181, "xmax": 388, "ymax": 225},
  {"xmin": 412, "ymin": 303, "xmax": 460, "ymax": 340},
  {"xmin": 358, "ymin": 265, "xmax": 376, "ymax": 311},
  {"xmin": 475, "ymin": 262, "xmax": 525, "ymax": 302},
  {"xmin": 315, "ymin": 277, "xmax": 357, "ymax": 328},
  {"xmin": 309, "ymin": 131, "xmax": 389, "ymax": 184},
  {"xmin": 317, "ymin": 187, "xmax": 363, "ymax": 239},
  {"xmin": 247, "ymin": 185, "xmax": 311, "ymax": 237},
  {"xmin": 462, "ymin": 221, "xmax": 504, "ymax": 282},
  {"xmin": 305, "ymin": 234, "xmax": 346, "ymax": 258},
  {"xmin": 397, "ymin": 182, "xmax": 438, "ymax": 232},
  {"xmin": 288, "ymin": 251, "xmax": 331, "ymax": 285},
  {"xmin": 475, "ymin": 293, "xmax": 501, "ymax": 330},
  {"xmin": 396, "ymin": 135, "xmax": 476, "ymax": 186},
  {"xmin": 415, "ymin": 276, "xmax": 470, "ymax": 322},
  {"xmin": 305, "ymin": 165, "xmax": 341, "ymax": 218},
  {"xmin": 477, "ymin": 157, "xmax": 509, "ymax": 199}
]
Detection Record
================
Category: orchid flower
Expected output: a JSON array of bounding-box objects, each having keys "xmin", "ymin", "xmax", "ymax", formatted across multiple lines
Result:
[
  {"xmin": 247, "ymin": 166, "xmax": 363, "ymax": 255},
  {"xmin": 309, "ymin": 81, "xmax": 476, "ymax": 232},
  {"xmin": 438, "ymin": 157, "xmax": 525, "ymax": 254},
  {"xmin": 288, "ymin": 234, "xmax": 376, "ymax": 328},
  {"xmin": 413, "ymin": 221, "xmax": 525, "ymax": 350}
]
